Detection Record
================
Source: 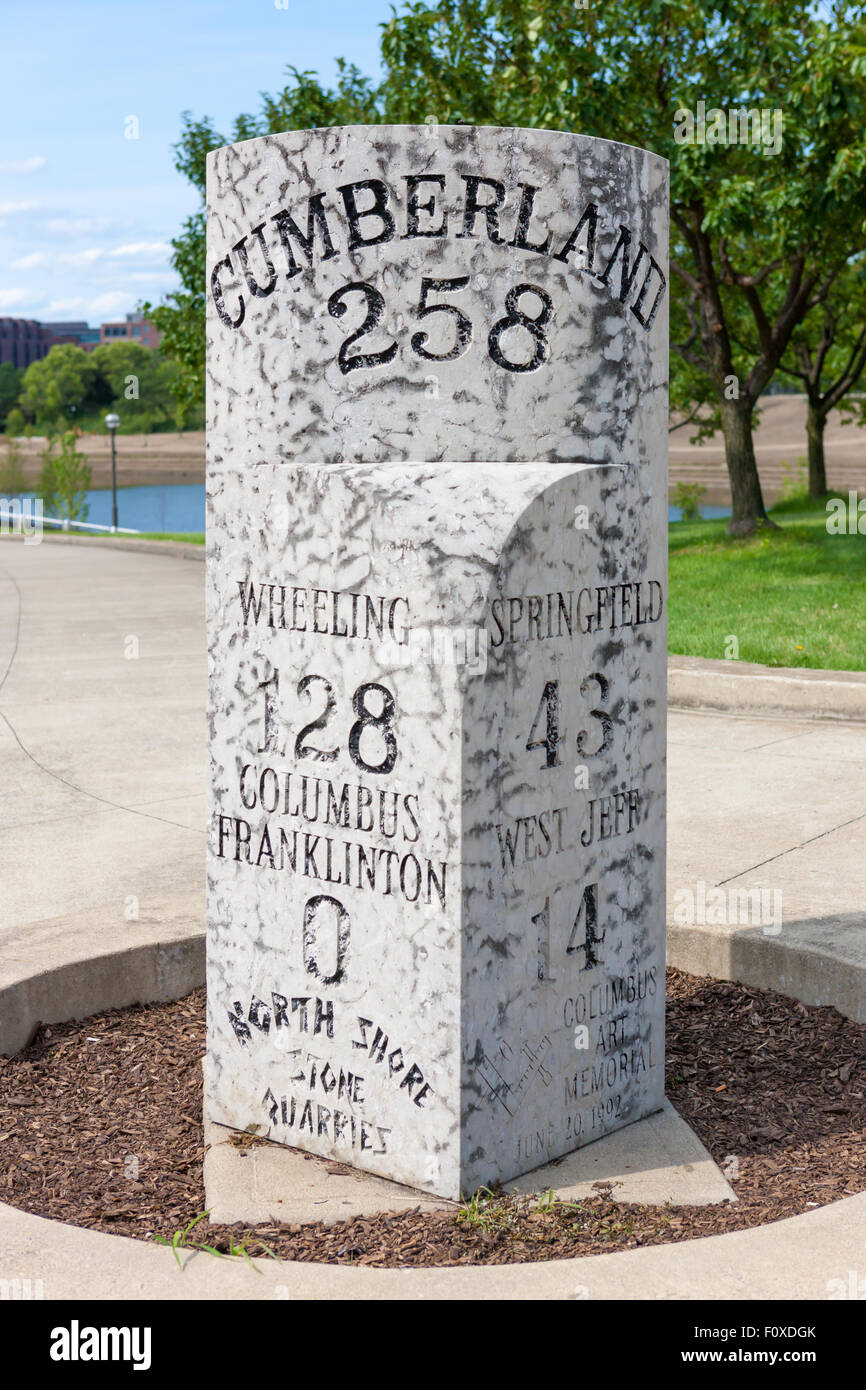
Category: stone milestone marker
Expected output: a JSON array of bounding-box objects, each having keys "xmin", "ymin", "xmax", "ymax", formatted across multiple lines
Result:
[{"xmin": 206, "ymin": 125, "xmax": 668, "ymax": 1200}]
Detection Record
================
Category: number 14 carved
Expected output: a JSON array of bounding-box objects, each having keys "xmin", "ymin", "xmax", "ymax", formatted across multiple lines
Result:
[{"xmin": 535, "ymin": 882, "xmax": 605, "ymax": 982}]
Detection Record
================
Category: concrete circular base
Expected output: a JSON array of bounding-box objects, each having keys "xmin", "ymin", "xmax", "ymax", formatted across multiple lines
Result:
[
  {"xmin": 2, "ymin": 1188, "xmax": 864, "ymax": 1300},
  {"xmin": 1, "ymin": 940, "xmax": 862, "ymax": 1301}
]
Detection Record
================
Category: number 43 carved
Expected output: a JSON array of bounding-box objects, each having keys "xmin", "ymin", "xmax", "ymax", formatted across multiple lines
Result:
[{"xmin": 525, "ymin": 673, "xmax": 613, "ymax": 769}]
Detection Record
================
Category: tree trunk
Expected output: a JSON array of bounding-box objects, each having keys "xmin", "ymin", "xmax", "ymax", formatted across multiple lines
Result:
[
  {"xmin": 806, "ymin": 399, "xmax": 828, "ymax": 498},
  {"xmin": 720, "ymin": 397, "xmax": 774, "ymax": 535}
]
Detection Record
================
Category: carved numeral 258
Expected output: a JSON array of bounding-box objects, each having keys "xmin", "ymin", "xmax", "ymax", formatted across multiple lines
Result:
[{"xmin": 328, "ymin": 276, "xmax": 553, "ymax": 375}]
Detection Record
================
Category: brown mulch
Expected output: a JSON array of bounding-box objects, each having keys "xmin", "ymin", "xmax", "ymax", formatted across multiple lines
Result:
[{"xmin": 0, "ymin": 968, "xmax": 863, "ymax": 1267}]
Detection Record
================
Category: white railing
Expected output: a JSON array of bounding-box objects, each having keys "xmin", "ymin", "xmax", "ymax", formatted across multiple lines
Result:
[{"xmin": 37, "ymin": 516, "xmax": 141, "ymax": 535}]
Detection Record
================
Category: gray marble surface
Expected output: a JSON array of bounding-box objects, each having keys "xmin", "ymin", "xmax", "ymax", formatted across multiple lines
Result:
[
  {"xmin": 207, "ymin": 459, "xmax": 666, "ymax": 1197},
  {"xmin": 206, "ymin": 124, "xmax": 668, "ymax": 467},
  {"xmin": 206, "ymin": 125, "xmax": 668, "ymax": 1198}
]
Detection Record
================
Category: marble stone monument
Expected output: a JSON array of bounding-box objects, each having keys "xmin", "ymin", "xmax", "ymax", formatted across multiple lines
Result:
[{"xmin": 206, "ymin": 125, "xmax": 668, "ymax": 1199}]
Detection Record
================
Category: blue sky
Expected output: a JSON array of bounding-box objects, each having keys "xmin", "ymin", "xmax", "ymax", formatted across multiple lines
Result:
[{"xmin": 0, "ymin": 0, "xmax": 391, "ymax": 325}]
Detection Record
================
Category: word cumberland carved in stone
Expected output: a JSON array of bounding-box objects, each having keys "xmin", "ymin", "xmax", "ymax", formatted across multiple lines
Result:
[{"xmin": 206, "ymin": 124, "xmax": 668, "ymax": 465}]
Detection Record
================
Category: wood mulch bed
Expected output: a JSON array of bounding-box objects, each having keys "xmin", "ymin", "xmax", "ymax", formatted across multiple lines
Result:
[{"xmin": 0, "ymin": 968, "xmax": 863, "ymax": 1267}]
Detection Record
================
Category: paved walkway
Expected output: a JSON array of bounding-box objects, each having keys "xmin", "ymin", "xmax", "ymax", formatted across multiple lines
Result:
[
  {"xmin": 668, "ymin": 706, "xmax": 866, "ymax": 1018},
  {"xmin": 0, "ymin": 538, "xmax": 204, "ymax": 1048}
]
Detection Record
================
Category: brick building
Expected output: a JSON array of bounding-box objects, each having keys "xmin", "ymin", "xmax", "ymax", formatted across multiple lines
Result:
[
  {"xmin": 44, "ymin": 321, "xmax": 101, "ymax": 348},
  {"xmin": 0, "ymin": 318, "xmax": 52, "ymax": 368},
  {"xmin": 0, "ymin": 312, "xmax": 160, "ymax": 368},
  {"xmin": 99, "ymin": 313, "xmax": 162, "ymax": 350}
]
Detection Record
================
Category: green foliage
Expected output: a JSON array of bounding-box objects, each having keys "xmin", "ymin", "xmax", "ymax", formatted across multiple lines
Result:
[
  {"xmin": 779, "ymin": 456, "xmax": 809, "ymax": 501},
  {"xmin": 153, "ymin": 1210, "xmax": 275, "ymax": 1270},
  {"xmin": 0, "ymin": 439, "xmax": 26, "ymax": 496},
  {"xmin": 20, "ymin": 345, "xmax": 105, "ymax": 429},
  {"xmin": 17, "ymin": 342, "xmax": 186, "ymax": 434},
  {"xmin": 4, "ymin": 406, "xmax": 26, "ymax": 438},
  {"xmin": 780, "ymin": 256, "xmax": 866, "ymax": 482},
  {"xmin": 148, "ymin": 0, "xmax": 866, "ymax": 527},
  {"xmin": 38, "ymin": 431, "xmax": 92, "ymax": 522},
  {"xmin": 672, "ymin": 480, "xmax": 707, "ymax": 521},
  {"xmin": 0, "ymin": 363, "xmax": 23, "ymax": 427},
  {"xmin": 89, "ymin": 342, "xmax": 183, "ymax": 430}
]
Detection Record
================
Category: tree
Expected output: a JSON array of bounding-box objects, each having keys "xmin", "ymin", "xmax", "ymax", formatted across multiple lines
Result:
[
  {"xmin": 778, "ymin": 259, "xmax": 866, "ymax": 496},
  {"xmin": 19, "ymin": 345, "xmax": 104, "ymax": 429},
  {"xmin": 4, "ymin": 406, "xmax": 26, "ymax": 438},
  {"xmin": 0, "ymin": 362, "xmax": 23, "ymax": 428},
  {"xmin": 38, "ymin": 432, "xmax": 91, "ymax": 523},
  {"xmin": 151, "ymin": 1, "xmax": 866, "ymax": 534},
  {"xmin": 380, "ymin": 0, "xmax": 866, "ymax": 534},
  {"xmin": 90, "ymin": 342, "xmax": 181, "ymax": 428}
]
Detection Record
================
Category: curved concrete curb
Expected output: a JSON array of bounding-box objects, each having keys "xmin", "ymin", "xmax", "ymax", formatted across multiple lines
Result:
[
  {"xmin": 18, "ymin": 533, "xmax": 205, "ymax": 562},
  {"xmin": 669, "ymin": 654, "xmax": 866, "ymax": 722},
  {"xmin": 0, "ymin": 895, "xmax": 204, "ymax": 1056},
  {"xmin": 1, "ymin": 1190, "xmax": 863, "ymax": 1300},
  {"xmin": 667, "ymin": 916, "xmax": 866, "ymax": 1025}
]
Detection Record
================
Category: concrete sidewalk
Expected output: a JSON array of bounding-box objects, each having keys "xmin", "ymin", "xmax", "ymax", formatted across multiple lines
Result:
[
  {"xmin": 0, "ymin": 538, "xmax": 205, "ymax": 1050},
  {"xmin": 2, "ymin": 1189, "xmax": 864, "ymax": 1299},
  {"xmin": 667, "ymin": 707, "xmax": 866, "ymax": 1017}
]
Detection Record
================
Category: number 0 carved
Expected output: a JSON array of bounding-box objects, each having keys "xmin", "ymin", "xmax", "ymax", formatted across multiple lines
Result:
[{"xmin": 303, "ymin": 894, "xmax": 350, "ymax": 985}]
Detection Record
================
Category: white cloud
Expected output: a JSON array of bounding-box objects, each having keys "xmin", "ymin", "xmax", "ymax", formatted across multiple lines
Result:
[
  {"xmin": 39, "ymin": 298, "xmax": 85, "ymax": 315},
  {"xmin": 43, "ymin": 216, "xmax": 111, "ymax": 235},
  {"xmin": 0, "ymin": 200, "xmax": 37, "ymax": 215},
  {"xmin": 87, "ymin": 291, "xmax": 130, "ymax": 318},
  {"xmin": 11, "ymin": 242, "xmax": 171, "ymax": 271},
  {"xmin": 0, "ymin": 156, "xmax": 46, "ymax": 175},
  {"xmin": 107, "ymin": 241, "xmax": 171, "ymax": 260},
  {"xmin": 63, "ymin": 248, "xmax": 104, "ymax": 267},
  {"xmin": 0, "ymin": 289, "xmax": 29, "ymax": 310}
]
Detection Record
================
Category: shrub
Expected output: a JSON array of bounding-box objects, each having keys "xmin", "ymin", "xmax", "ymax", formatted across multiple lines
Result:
[
  {"xmin": 0, "ymin": 440, "xmax": 27, "ymax": 496},
  {"xmin": 38, "ymin": 432, "xmax": 91, "ymax": 523},
  {"xmin": 779, "ymin": 456, "xmax": 809, "ymax": 503},
  {"xmin": 4, "ymin": 407, "xmax": 26, "ymax": 438},
  {"xmin": 672, "ymin": 481, "xmax": 707, "ymax": 522}
]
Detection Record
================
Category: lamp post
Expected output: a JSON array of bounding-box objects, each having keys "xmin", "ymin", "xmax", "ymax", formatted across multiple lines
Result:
[{"xmin": 104, "ymin": 413, "xmax": 120, "ymax": 531}]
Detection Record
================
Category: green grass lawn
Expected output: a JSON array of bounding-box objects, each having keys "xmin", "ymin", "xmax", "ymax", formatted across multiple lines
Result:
[
  {"xmin": 136, "ymin": 532, "xmax": 204, "ymax": 544},
  {"xmin": 668, "ymin": 494, "xmax": 866, "ymax": 670}
]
